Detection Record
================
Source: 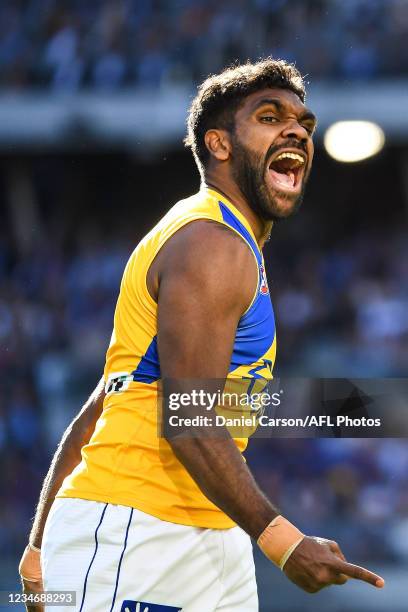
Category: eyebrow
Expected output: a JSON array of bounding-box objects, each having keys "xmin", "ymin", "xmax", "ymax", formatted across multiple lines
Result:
[{"xmin": 252, "ymin": 97, "xmax": 317, "ymax": 124}]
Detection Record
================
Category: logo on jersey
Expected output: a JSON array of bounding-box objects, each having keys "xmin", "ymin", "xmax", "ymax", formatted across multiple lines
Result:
[
  {"xmin": 121, "ymin": 602, "xmax": 182, "ymax": 612},
  {"xmin": 105, "ymin": 372, "xmax": 133, "ymax": 395},
  {"xmin": 259, "ymin": 264, "xmax": 269, "ymax": 295}
]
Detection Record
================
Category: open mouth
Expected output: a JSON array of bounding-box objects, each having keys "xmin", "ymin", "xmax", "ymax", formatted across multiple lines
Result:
[{"xmin": 267, "ymin": 150, "xmax": 306, "ymax": 193}]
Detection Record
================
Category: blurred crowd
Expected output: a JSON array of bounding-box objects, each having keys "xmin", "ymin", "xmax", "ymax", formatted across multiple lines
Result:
[
  {"xmin": 1, "ymin": 157, "xmax": 408, "ymax": 560},
  {"xmin": 0, "ymin": 224, "xmax": 129, "ymax": 555},
  {"xmin": 1, "ymin": 0, "xmax": 408, "ymax": 91},
  {"xmin": 248, "ymin": 437, "xmax": 408, "ymax": 563},
  {"xmin": 271, "ymin": 228, "xmax": 408, "ymax": 377}
]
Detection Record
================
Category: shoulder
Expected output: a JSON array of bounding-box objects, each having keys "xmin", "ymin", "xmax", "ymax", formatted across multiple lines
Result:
[
  {"xmin": 152, "ymin": 220, "xmax": 258, "ymax": 312},
  {"xmin": 162, "ymin": 219, "xmax": 256, "ymax": 282}
]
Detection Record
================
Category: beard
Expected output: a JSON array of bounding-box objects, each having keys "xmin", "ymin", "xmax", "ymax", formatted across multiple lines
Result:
[{"xmin": 230, "ymin": 133, "xmax": 310, "ymax": 222}]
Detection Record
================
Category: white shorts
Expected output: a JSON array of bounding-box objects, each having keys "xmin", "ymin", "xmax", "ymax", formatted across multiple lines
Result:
[{"xmin": 42, "ymin": 498, "xmax": 258, "ymax": 611}]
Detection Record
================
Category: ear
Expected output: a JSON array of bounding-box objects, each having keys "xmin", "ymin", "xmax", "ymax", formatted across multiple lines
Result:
[{"xmin": 204, "ymin": 129, "xmax": 231, "ymax": 162}]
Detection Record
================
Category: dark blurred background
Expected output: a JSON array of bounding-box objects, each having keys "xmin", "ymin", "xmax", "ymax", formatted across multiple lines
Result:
[{"xmin": 1, "ymin": 1, "xmax": 408, "ymax": 611}]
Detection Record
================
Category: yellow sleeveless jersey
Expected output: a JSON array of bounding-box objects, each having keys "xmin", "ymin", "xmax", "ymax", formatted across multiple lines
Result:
[{"xmin": 58, "ymin": 188, "xmax": 276, "ymax": 529}]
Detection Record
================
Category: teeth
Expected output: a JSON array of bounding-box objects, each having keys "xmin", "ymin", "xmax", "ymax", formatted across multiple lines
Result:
[{"xmin": 274, "ymin": 152, "xmax": 305, "ymax": 164}]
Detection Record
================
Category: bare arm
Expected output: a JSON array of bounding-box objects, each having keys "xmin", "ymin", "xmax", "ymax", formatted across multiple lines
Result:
[
  {"xmin": 19, "ymin": 377, "xmax": 106, "ymax": 611},
  {"xmin": 29, "ymin": 377, "xmax": 106, "ymax": 548},
  {"xmin": 156, "ymin": 221, "xmax": 278, "ymax": 539},
  {"xmin": 153, "ymin": 220, "xmax": 384, "ymax": 592}
]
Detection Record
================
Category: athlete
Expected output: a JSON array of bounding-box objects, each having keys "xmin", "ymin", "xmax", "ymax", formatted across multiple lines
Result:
[{"xmin": 19, "ymin": 59, "xmax": 384, "ymax": 611}]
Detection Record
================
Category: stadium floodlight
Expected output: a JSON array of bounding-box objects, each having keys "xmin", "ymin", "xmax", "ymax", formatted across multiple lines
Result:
[{"xmin": 324, "ymin": 120, "xmax": 385, "ymax": 163}]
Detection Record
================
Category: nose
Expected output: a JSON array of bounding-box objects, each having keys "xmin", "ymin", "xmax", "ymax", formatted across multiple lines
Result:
[{"xmin": 281, "ymin": 120, "xmax": 309, "ymax": 143}]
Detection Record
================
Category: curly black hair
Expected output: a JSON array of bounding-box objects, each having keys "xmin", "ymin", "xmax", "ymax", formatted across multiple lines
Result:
[{"xmin": 185, "ymin": 58, "xmax": 306, "ymax": 178}]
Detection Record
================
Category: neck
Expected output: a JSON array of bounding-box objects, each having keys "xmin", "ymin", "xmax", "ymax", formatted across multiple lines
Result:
[{"xmin": 203, "ymin": 176, "xmax": 273, "ymax": 248}]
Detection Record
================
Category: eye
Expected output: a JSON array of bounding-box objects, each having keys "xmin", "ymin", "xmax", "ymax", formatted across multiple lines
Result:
[
  {"xmin": 260, "ymin": 116, "xmax": 279, "ymax": 124},
  {"xmin": 303, "ymin": 124, "xmax": 316, "ymax": 135}
]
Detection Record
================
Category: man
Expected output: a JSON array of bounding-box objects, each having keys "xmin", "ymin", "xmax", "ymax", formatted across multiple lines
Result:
[{"xmin": 20, "ymin": 58, "xmax": 384, "ymax": 611}]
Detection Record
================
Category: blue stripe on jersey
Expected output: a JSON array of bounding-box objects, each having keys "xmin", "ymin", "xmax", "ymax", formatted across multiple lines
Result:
[
  {"xmin": 132, "ymin": 336, "xmax": 160, "ymax": 383},
  {"xmin": 229, "ymin": 290, "xmax": 275, "ymax": 371},
  {"xmin": 79, "ymin": 503, "xmax": 108, "ymax": 612},
  {"xmin": 218, "ymin": 201, "xmax": 275, "ymax": 372},
  {"xmin": 109, "ymin": 508, "xmax": 134, "ymax": 612}
]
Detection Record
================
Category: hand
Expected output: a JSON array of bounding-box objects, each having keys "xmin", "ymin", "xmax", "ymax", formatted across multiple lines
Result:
[
  {"xmin": 283, "ymin": 536, "xmax": 385, "ymax": 593},
  {"xmin": 19, "ymin": 545, "xmax": 44, "ymax": 612}
]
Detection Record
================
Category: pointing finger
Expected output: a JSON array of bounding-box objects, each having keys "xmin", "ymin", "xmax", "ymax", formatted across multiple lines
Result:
[{"xmin": 335, "ymin": 560, "xmax": 385, "ymax": 588}]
